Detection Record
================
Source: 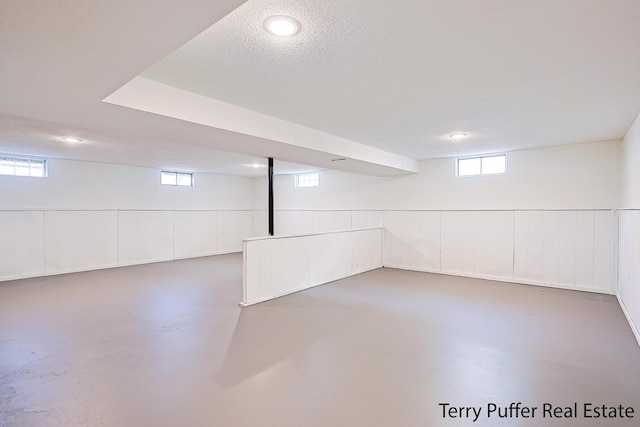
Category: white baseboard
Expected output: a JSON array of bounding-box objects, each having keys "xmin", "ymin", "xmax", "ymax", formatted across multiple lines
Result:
[
  {"xmin": 617, "ymin": 295, "xmax": 640, "ymax": 348},
  {"xmin": 240, "ymin": 264, "xmax": 382, "ymax": 307},
  {"xmin": 0, "ymin": 251, "xmax": 241, "ymax": 283},
  {"xmin": 382, "ymin": 263, "xmax": 615, "ymax": 295}
]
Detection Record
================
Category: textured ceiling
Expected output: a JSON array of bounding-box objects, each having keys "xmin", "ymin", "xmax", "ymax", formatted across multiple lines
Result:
[
  {"xmin": 0, "ymin": 0, "xmax": 336, "ymax": 177},
  {"xmin": 0, "ymin": 114, "xmax": 317, "ymax": 177},
  {"xmin": 144, "ymin": 0, "xmax": 640, "ymax": 160},
  {"xmin": 1, "ymin": 0, "xmax": 639, "ymax": 177}
]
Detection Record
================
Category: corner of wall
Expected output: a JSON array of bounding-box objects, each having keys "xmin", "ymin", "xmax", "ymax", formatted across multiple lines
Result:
[
  {"xmin": 618, "ymin": 110, "xmax": 640, "ymax": 348},
  {"xmin": 622, "ymin": 111, "xmax": 640, "ymax": 209}
]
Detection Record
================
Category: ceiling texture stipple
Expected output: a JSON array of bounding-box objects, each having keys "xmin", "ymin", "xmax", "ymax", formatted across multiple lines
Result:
[
  {"xmin": 1, "ymin": 0, "xmax": 639, "ymax": 176},
  {"xmin": 143, "ymin": 0, "xmax": 640, "ymax": 160}
]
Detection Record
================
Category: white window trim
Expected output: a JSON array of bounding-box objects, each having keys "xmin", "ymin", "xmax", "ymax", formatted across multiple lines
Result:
[
  {"xmin": 456, "ymin": 154, "xmax": 507, "ymax": 177},
  {"xmin": 294, "ymin": 172, "xmax": 319, "ymax": 188},
  {"xmin": 161, "ymin": 171, "xmax": 194, "ymax": 187},
  {"xmin": 0, "ymin": 155, "xmax": 48, "ymax": 178}
]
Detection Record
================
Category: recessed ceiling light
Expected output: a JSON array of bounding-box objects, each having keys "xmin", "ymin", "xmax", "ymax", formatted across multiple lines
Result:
[
  {"xmin": 449, "ymin": 132, "xmax": 468, "ymax": 140},
  {"xmin": 61, "ymin": 137, "xmax": 83, "ymax": 143},
  {"xmin": 264, "ymin": 16, "xmax": 301, "ymax": 37}
]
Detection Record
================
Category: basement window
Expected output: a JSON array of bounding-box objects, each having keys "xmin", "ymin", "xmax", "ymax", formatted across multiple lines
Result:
[
  {"xmin": 0, "ymin": 156, "xmax": 47, "ymax": 177},
  {"xmin": 295, "ymin": 172, "xmax": 319, "ymax": 188},
  {"xmin": 161, "ymin": 171, "xmax": 193, "ymax": 186},
  {"xmin": 457, "ymin": 154, "xmax": 506, "ymax": 177}
]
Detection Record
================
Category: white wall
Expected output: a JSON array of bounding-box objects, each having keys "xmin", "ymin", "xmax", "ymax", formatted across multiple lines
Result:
[
  {"xmin": 257, "ymin": 140, "xmax": 621, "ymax": 211},
  {"xmin": 251, "ymin": 209, "xmax": 383, "ymax": 236},
  {"xmin": 619, "ymin": 113, "xmax": 640, "ymax": 344},
  {"xmin": 0, "ymin": 159, "xmax": 254, "ymax": 281},
  {"xmin": 242, "ymin": 228, "xmax": 383, "ymax": 306},
  {"xmin": 384, "ymin": 209, "xmax": 617, "ymax": 294},
  {"xmin": 254, "ymin": 141, "xmax": 622, "ymax": 294},
  {"xmin": 622, "ymin": 113, "xmax": 640, "ymax": 209},
  {"xmin": 0, "ymin": 158, "xmax": 252, "ymax": 210},
  {"xmin": 1, "ymin": 140, "xmax": 629, "ymax": 304}
]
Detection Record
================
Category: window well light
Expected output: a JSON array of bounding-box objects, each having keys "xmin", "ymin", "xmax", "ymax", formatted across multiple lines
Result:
[
  {"xmin": 449, "ymin": 132, "xmax": 468, "ymax": 140},
  {"xmin": 264, "ymin": 16, "xmax": 301, "ymax": 37}
]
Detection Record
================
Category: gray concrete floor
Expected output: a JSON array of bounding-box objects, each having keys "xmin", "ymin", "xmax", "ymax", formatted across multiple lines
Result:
[{"xmin": 1, "ymin": 253, "xmax": 639, "ymax": 427}]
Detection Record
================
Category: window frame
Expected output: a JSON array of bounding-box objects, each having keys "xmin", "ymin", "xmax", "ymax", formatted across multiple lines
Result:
[
  {"xmin": 0, "ymin": 155, "xmax": 47, "ymax": 178},
  {"xmin": 160, "ymin": 171, "xmax": 194, "ymax": 187},
  {"xmin": 456, "ymin": 154, "xmax": 507, "ymax": 177},
  {"xmin": 294, "ymin": 172, "xmax": 319, "ymax": 188}
]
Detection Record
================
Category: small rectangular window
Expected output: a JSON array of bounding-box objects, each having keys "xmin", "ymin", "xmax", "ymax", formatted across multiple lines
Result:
[
  {"xmin": 0, "ymin": 156, "xmax": 47, "ymax": 178},
  {"xmin": 457, "ymin": 154, "xmax": 506, "ymax": 177},
  {"xmin": 176, "ymin": 173, "xmax": 193, "ymax": 186},
  {"xmin": 481, "ymin": 155, "xmax": 506, "ymax": 175},
  {"xmin": 295, "ymin": 172, "xmax": 319, "ymax": 188},
  {"xmin": 161, "ymin": 171, "xmax": 193, "ymax": 186},
  {"xmin": 457, "ymin": 158, "xmax": 481, "ymax": 177},
  {"xmin": 161, "ymin": 171, "xmax": 177, "ymax": 185}
]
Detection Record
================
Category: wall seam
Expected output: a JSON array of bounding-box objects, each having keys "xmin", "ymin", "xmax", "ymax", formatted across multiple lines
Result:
[
  {"xmin": 116, "ymin": 210, "xmax": 120, "ymax": 266},
  {"xmin": 41, "ymin": 210, "xmax": 46, "ymax": 275}
]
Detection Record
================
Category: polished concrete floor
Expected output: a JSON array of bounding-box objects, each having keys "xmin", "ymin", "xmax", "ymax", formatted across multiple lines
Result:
[{"xmin": 1, "ymin": 254, "xmax": 639, "ymax": 427}]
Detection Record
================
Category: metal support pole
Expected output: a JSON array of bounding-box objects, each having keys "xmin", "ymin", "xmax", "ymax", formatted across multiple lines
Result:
[{"xmin": 268, "ymin": 157, "xmax": 274, "ymax": 236}]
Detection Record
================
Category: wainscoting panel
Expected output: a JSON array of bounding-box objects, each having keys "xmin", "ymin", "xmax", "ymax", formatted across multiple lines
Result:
[
  {"xmin": 0, "ymin": 209, "xmax": 253, "ymax": 282},
  {"xmin": 118, "ymin": 211, "xmax": 174, "ymax": 265},
  {"xmin": 242, "ymin": 228, "xmax": 383, "ymax": 306},
  {"xmin": 618, "ymin": 210, "xmax": 640, "ymax": 345},
  {"xmin": 174, "ymin": 210, "xmax": 218, "ymax": 259},
  {"xmin": 44, "ymin": 211, "xmax": 118, "ymax": 274},
  {"xmin": 386, "ymin": 209, "xmax": 615, "ymax": 293},
  {"xmin": 0, "ymin": 211, "xmax": 45, "ymax": 280},
  {"xmin": 218, "ymin": 211, "xmax": 252, "ymax": 253}
]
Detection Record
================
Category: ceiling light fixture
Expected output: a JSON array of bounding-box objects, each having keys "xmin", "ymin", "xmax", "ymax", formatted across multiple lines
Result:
[
  {"xmin": 449, "ymin": 132, "xmax": 468, "ymax": 140},
  {"xmin": 264, "ymin": 16, "xmax": 301, "ymax": 37},
  {"xmin": 61, "ymin": 137, "xmax": 83, "ymax": 143}
]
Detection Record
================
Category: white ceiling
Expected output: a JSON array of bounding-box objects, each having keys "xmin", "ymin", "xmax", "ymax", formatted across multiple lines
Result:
[{"xmin": 1, "ymin": 0, "xmax": 639, "ymax": 177}]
